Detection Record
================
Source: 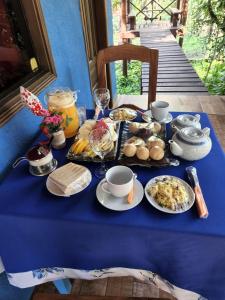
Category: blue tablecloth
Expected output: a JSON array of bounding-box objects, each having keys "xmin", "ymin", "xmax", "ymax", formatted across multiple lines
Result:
[{"xmin": 0, "ymin": 111, "xmax": 224, "ymax": 299}]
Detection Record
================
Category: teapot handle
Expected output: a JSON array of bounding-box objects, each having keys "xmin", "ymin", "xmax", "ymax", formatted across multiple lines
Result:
[
  {"xmin": 13, "ymin": 157, "xmax": 28, "ymax": 168},
  {"xmin": 202, "ymin": 127, "xmax": 210, "ymax": 137},
  {"xmin": 195, "ymin": 114, "xmax": 201, "ymax": 122}
]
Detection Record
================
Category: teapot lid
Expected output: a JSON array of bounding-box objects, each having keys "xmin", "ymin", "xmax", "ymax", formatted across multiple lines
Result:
[
  {"xmin": 176, "ymin": 114, "xmax": 200, "ymax": 127},
  {"xmin": 27, "ymin": 145, "xmax": 50, "ymax": 161},
  {"xmin": 179, "ymin": 127, "xmax": 206, "ymax": 143}
]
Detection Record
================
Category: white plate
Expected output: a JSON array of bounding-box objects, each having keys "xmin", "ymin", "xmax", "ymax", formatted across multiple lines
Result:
[
  {"xmin": 145, "ymin": 175, "xmax": 195, "ymax": 214},
  {"xmin": 142, "ymin": 111, "xmax": 173, "ymax": 124},
  {"xmin": 46, "ymin": 166, "xmax": 92, "ymax": 197},
  {"xmin": 96, "ymin": 179, "xmax": 144, "ymax": 211},
  {"xmin": 109, "ymin": 108, "xmax": 137, "ymax": 121}
]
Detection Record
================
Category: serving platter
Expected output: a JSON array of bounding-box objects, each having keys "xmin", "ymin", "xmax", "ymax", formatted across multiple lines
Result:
[
  {"xmin": 66, "ymin": 122, "xmax": 121, "ymax": 162},
  {"xmin": 118, "ymin": 121, "xmax": 179, "ymax": 168}
]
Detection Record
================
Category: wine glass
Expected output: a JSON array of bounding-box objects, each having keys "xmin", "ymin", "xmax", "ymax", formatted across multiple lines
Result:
[
  {"xmin": 93, "ymin": 88, "xmax": 110, "ymax": 118},
  {"xmin": 89, "ymin": 128, "xmax": 113, "ymax": 178}
]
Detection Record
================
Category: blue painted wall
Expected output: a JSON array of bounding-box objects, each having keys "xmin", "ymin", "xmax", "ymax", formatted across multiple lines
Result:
[{"xmin": 0, "ymin": 0, "xmax": 115, "ymax": 180}]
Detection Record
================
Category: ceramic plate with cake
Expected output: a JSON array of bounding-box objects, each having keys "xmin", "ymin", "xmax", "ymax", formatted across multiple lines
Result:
[{"xmin": 46, "ymin": 163, "xmax": 92, "ymax": 196}]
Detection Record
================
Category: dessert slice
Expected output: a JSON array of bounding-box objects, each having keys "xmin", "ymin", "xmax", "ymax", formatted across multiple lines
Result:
[{"xmin": 48, "ymin": 162, "xmax": 90, "ymax": 195}]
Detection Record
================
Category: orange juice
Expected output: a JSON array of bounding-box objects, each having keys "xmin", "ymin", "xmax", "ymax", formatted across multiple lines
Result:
[{"xmin": 46, "ymin": 89, "xmax": 79, "ymax": 138}]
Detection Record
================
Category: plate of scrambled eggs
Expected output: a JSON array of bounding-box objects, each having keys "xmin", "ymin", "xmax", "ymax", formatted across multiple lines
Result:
[{"xmin": 145, "ymin": 175, "xmax": 195, "ymax": 213}]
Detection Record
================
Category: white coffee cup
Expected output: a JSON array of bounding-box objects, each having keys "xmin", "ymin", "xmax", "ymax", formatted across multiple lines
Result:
[
  {"xmin": 101, "ymin": 166, "xmax": 135, "ymax": 198},
  {"xmin": 151, "ymin": 101, "xmax": 169, "ymax": 121}
]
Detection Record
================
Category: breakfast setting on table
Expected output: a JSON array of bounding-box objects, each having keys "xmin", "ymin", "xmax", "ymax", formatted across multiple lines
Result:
[
  {"xmin": 0, "ymin": 86, "xmax": 225, "ymax": 300},
  {"xmin": 13, "ymin": 87, "xmax": 211, "ymax": 215}
]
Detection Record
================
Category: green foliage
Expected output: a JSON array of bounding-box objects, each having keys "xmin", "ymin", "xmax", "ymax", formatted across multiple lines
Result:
[
  {"xmin": 183, "ymin": 0, "xmax": 225, "ymax": 95},
  {"xmin": 112, "ymin": 0, "xmax": 120, "ymax": 10},
  {"xmin": 193, "ymin": 60, "xmax": 225, "ymax": 95},
  {"xmin": 192, "ymin": 0, "xmax": 225, "ymax": 33},
  {"xmin": 205, "ymin": 63, "xmax": 225, "ymax": 95},
  {"xmin": 183, "ymin": 35, "xmax": 206, "ymax": 60},
  {"xmin": 115, "ymin": 61, "xmax": 141, "ymax": 94}
]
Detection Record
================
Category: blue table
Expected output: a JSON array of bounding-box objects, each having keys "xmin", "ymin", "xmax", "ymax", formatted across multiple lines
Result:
[{"xmin": 0, "ymin": 111, "xmax": 224, "ymax": 299}]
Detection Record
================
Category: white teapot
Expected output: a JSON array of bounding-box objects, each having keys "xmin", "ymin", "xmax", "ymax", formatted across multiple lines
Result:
[
  {"xmin": 169, "ymin": 127, "xmax": 212, "ymax": 161},
  {"xmin": 171, "ymin": 114, "xmax": 201, "ymax": 132}
]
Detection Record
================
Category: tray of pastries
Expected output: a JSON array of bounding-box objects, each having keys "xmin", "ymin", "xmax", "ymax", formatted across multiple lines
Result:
[
  {"xmin": 118, "ymin": 121, "xmax": 179, "ymax": 168},
  {"xmin": 67, "ymin": 118, "xmax": 120, "ymax": 162}
]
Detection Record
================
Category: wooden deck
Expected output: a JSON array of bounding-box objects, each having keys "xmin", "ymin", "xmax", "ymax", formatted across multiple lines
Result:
[
  {"xmin": 140, "ymin": 25, "xmax": 209, "ymax": 96},
  {"xmin": 32, "ymin": 277, "xmax": 176, "ymax": 299}
]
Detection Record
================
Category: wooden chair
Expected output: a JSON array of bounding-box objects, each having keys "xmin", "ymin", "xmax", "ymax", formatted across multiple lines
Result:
[
  {"xmin": 33, "ymin": 294, "xmax": 170, "ymax": 300},
  {"xmin": 96, "ymin": 43, "xmax": 158, "ymax": 110}
]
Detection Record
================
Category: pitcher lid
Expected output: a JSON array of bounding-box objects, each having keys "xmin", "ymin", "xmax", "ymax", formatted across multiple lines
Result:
[{"xmin": 47, "ymin": 88, "xmax": 77, "ymax": 107}]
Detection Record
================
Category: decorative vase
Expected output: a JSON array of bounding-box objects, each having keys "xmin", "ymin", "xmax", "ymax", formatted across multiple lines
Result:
[{"xmin": 52, "ymin": 129, "xmax": 66, "ymax": 149}]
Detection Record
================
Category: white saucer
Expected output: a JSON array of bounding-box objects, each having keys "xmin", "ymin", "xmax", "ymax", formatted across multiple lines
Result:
[
  {"xmin": 46, "ymin": 166, "xmax": 92, "ymax": 197},
  {"xmin": 142, "ymin": 111, "xmax": 173, "ymax": 124},
  {"xmin": 96, "ymin": 179, "xmax": 144, "ymax": 211}
]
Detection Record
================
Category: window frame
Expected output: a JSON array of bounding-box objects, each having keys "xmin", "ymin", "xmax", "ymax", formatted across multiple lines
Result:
[
  {"xmin": 80, "ymin": 0, "xmax": 112, "ymax": 95},
  {"xmin": 0, "ymin": 0, "xmax": 56, "ymax": 127}
]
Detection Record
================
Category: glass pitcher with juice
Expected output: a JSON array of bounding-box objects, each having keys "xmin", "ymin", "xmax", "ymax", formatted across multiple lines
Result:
[{"xmin": 45, "ymin": 88, "xmax": 79, "ymax": 138}]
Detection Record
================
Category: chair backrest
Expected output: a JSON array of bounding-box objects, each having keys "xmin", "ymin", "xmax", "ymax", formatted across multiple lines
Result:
[{"xmin": 96, "ymin": 43, "xmax": 158, "ymax": 109}]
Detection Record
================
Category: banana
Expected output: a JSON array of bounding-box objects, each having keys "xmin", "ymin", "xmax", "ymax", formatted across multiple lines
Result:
[
  {"xmin": 75, "ymin": 139, "xmax": 89, "ymax": 155},
  {"xmin": 71, "ymin": 139, "xmax": 89, "ymax": 155}
]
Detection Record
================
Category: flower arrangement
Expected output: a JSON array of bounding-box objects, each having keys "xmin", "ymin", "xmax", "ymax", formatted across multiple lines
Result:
[
  {"xmin": 20, "ymin": 86, "xmax": 66, "ymax": 148},
  {"xmin": 40, "ymin": 112, "xmax": 63, "ymax": 135}
]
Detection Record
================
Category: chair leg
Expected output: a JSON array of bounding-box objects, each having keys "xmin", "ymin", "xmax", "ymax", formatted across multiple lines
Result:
[{"xmin": 53, "ymin": 279, "xmax": 72, "ymax": 294}]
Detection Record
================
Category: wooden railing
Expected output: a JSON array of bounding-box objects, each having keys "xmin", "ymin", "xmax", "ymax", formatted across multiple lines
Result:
[
  {"xmin": 119, "ymin": 0, "xmax": 189, "ymax": 75},
  {"xmin": 120, "ymin": 0, "xmax": 187, "ymax": 41},
  {"xmin": 129, "ymin": 0, "xmax": 177, "ymax": 22}
]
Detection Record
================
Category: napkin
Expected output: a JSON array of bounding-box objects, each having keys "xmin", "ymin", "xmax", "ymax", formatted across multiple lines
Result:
[
  {"xmin": 48, "ymin": 163, "xmax": 90, "ymax": 195},
  {"xmin": 20, "ymin": 86, "xmax": 49, "ymax": 117}
]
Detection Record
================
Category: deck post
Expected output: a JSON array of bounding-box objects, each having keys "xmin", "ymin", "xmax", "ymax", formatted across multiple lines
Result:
[{"xmin": 181, "ymin": 0, "xmax": 189, "ymax": 26}]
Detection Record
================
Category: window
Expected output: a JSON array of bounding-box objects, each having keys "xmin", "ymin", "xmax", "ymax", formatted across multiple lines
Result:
[{"xmin": 0, "ymin": 0, "xmax": 56, "ymax": 126}]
